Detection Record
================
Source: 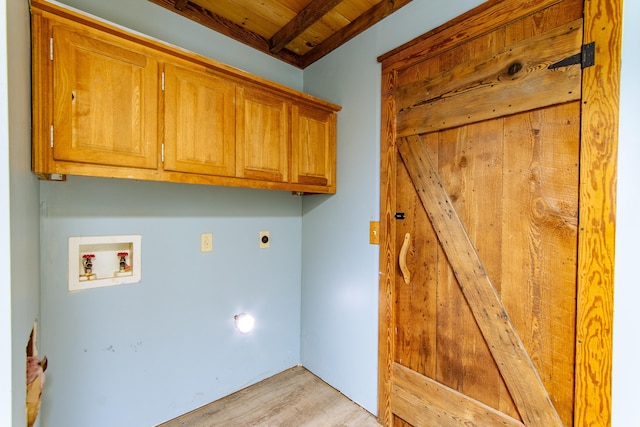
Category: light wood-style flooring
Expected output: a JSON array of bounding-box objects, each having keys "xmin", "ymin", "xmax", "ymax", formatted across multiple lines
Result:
[{"xmin": 158, "ymin": 366, "xmax": 381, "ymax": 426}]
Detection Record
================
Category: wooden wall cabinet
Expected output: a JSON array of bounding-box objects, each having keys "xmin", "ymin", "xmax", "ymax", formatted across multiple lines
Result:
[
  {"xmin": 163, "ymin": 61, "xmax": 236, "ymax": 177},
  {"xmin": 236, "ymin": 86, "xmax": 289, "ymax": 183},
  {"xmin": 49, "ymin": 20, "xmax": 160, "ymax": 171},
  {"xmin": 291, "ymin": 104, "xmax": 336, "ymax": 189},
  {"xmin": 30, "ymin": 1, "xmax": 340, "ymax": 194}
]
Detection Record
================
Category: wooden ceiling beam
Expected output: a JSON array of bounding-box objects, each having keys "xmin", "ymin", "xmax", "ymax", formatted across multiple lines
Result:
[
  {"xmin": 269, "ymin": 0, "xmax": 344, "ymax": 54},
  {"xmin": 175, "ymin": 0, "xmax": 188, "ymax": 11},
  {"xmin": 299, "ymin": 0, "xmax": 412, "ymax": 68},
  {"xmin": 148, "ymin": 0, "xmax": 303, "ymax": 67}
]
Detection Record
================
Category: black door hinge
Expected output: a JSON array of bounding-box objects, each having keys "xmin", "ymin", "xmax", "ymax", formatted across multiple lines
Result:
[{"xmin": 548, "ymin": 42, "xmax": 595, "ymax": 70}]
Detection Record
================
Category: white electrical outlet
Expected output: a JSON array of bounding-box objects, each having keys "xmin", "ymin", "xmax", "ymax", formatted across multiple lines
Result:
[
  {"xmin": 259, "ymin": 231, "xmax": 270, "ymax": 249},
  {"xmin": 201, "ymin": 233, "xmax": 213, "ymax": 252}
]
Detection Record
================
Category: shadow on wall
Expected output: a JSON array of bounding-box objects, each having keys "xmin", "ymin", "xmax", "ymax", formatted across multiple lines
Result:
[{"xmin": 39, "ymin": 176, "xmax": 303, "ymax": 219}]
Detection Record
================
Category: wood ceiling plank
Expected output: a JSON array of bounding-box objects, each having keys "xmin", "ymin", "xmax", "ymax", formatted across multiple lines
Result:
[
  {"xmin": 148, "ymin": 0, "xmax": 302, "ymax": 66},
  {"xmin": 269, "ymin": 0, "xmax": 344, "ymax": 53},
  {"xmin": 194, "ymin": 0, "xmax": 288, "ymax": 38}
]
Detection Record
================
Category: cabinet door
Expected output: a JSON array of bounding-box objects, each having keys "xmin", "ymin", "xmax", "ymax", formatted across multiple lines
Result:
[
  {"xmin": 163, "ymin": 63, "xmax": 236, "ymax": 176},
  {"xmin": 236, "ymin": 86, "xmax": 289, "ymax": 182},
  {"xmin": 291, "ymin": 104, "xmax": 336, "ymax": 190},
  {"xmin": 52, "ymin": 24, "xmax": 158, "ymax": 169}
]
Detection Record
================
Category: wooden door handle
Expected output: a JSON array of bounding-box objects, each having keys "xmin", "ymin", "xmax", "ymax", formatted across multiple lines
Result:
[{"xmin": 399, "ymin": 232, "xmax": 411, "ymax": 284}]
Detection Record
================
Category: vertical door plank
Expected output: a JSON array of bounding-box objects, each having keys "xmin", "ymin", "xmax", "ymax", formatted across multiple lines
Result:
[
  {"xmin": 394, "ymin": 134, "xmax": 438, "ymax": 377},
  {"xmin": 434, "ymin": 120, "xmax": 512, "ymax": 416},
  {"xmin": 502, "ymin": 104, "xmax": 580, "ymax": 426}
]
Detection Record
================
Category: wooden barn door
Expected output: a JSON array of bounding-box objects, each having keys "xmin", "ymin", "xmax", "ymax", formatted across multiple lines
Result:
[{"xmin": 377, "ymin": 0, "xmax": 621, "ymax": 426}]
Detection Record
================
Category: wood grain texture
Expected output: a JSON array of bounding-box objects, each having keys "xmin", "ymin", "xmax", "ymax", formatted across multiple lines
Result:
[
  {"xmin": 396, "ymin": 19, "xmax": 583, "ymax": 137},
  {"xmin": 377, "ymin": 68, "xmax": 397, "ymax": 427},
  {"xmin": 164, "ymin": 61, "xmax": 236, "ymax": 177},
  {"xmin": 392, "ymin": 363, "xmax": 525, "ymax": 427},
  {"xmin": 30, "ymin": 11, "xmax": 53, "ymax": 176},
  {"xmin": 291, "ymin": 103, "xmax": 337, "ymax": 189},
  {"xmin": 158, "ymin": 366, "xmax": 381, "ymax": 427},
  {"xmin": 52, "ymin": 23, "xmax": 159, "ymax": 169},
  {"xmin": 435, "ymin": 120, "xmax": 510, "ymax": 416},
  {"xmin": 236, "ymin": 85, "xmax": 289, "ymax": 182},
  {"xmin": 147, "ymin": 0, "xmax": 301, "ymax": 67},
  {"xmin": 376, "ymin": 2, "xmax": 614, "ymax": 426},
  {"xmin": 502, "ymin": 104, "xmax": 580, "ymax": 425},
  {"xmin": 379, "ymin": 0, "xmax": 620, "ymax": 426},
  {"xmin": 299, "ymin": 0, "xmax": 413, "ymax": 68},
  {"xmin": 574, "ymin": 0, "xmax": 622, "ymax": 425},
  {"xmin": 268, "ymin": 0, "xmax": 343, "ymax": 53},
  {"xmin": 397, "ymin": 135, "xmax": 562, "ymax": 427},
  {"xmin": 394, "ymin": 139, "xmax": 438, "ymax": 377},
  {"xmin": 31, "ymin": 1, "xmax": 341, "ymax": 195},
  {"xmin": 378, "ymin": 0, "xmax": 563, "ymax": 70},
  {"xmin": 147, "ymin": 0, "xmax": 412, "ymax": 68}
]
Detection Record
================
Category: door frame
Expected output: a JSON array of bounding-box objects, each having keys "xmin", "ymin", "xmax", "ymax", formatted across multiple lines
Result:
[{"xmin": 377, "ymin": 0, "xmax": 622, "ymax": 425}]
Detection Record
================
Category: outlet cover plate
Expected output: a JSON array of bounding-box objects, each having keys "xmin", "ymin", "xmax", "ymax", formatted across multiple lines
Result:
[
  {"xmin": 259, "ymin": 231, "xmax": 270, "ymax": 248},
  {"xmin": 201, "ymin": 233, "xmax": 213, "ymax": 252}
]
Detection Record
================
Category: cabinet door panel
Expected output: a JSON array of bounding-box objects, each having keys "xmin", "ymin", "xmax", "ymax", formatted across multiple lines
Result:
[
  {"xmin": 291, "ymin": 104, "xmax": 336, "ymax": 189},
  {"xmin": 236, "ymin": 87, "xmax": 289, "ymax": 182},
  {"xmin": 53, "ymin": 25, "xmax": 158, "ymax": 169},
  {"xmin": 163, "ymin": 63, "xmax": 236, "ymax": 176}
]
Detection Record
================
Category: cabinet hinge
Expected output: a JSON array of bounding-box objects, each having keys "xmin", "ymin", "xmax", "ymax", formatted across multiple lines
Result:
[
  {"xmin": 49, "ymin": 38, "xmax": 53, "ymax": 61},
  {"xmin": 161, "ymin": 143, "xmax": 165, "ymax": 162},
  {"xmin": 50, "ymin": 125, "xmax": 54, "ymax": 148},
  {"xmin": 161, "ymin": 72, "xmax": 165, "ymax": 91},
  {"xmin": 548, "ymin": 42, "xmax": 595, "ymax": 70}
]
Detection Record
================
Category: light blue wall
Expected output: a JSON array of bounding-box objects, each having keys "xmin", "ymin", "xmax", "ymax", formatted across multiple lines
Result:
[
  {"xmin": 37, "ymin": 1, "xmax": 306, "ymax": 426},
  {"xmin": 612, "ymin": 0, "xmax": 640, "ymax": 425},
  {"xmin": 40, "ymin": 178, "xmax": 302, "ymax": 426},
  {"xmin": 300, "ymin": 0, "xmax": 486, "ymax": 413},
  {"xmin": 0, "ymin": 0, "xmax": 12, "ymax": 424},
  {"xmin": 3, "ymin": 0, "xmax": 42, "ymax": 426}
]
